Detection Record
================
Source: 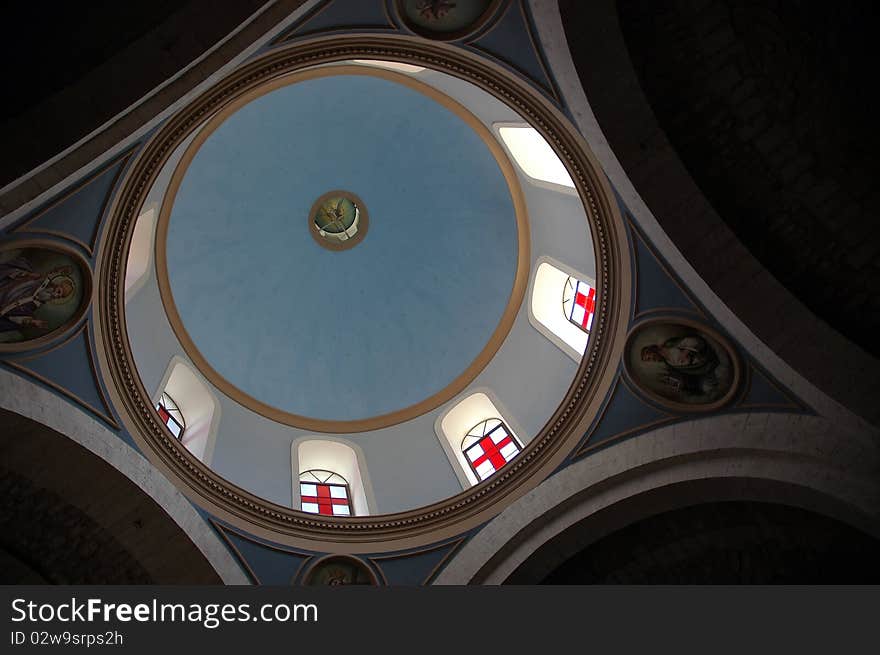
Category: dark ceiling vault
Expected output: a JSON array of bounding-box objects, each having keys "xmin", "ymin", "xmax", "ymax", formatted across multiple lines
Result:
[
  {"xmin": 560, "ymin": 0, "xmax": 880, "ymax": 425},
  {"xmin": 0, "ymin": 468, "xmax": 154, "ymax": 584},
  {"xmin": 0, "ymin": 0, "xmax": 287, "ymax": 189},
  {"xmin": 0, "ymin": 408, "xmax": 221, "ymax": 584},
  {"xmin": 535, "ymin": 501, "xmax": 880, "ymax": 584},
  {"xmin": 1, "ymin": 1, "xmax": 182, "ymax": 124},
  {"xmin": 615, "ymin": 0, "xmax": 880, "ymax": 357}
]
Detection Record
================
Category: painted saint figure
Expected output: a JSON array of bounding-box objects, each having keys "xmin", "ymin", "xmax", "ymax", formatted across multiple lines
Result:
[
  {"xmin": 641, "ymin": 334, "xmax": 721, "ymax": 399},
  {"xmin": 0, "ymin": 250, "xmax": 80, "ymax": 344},
  {"xmin": 626, "ymin": 321, "xmax": 738, "ymax": 409}
]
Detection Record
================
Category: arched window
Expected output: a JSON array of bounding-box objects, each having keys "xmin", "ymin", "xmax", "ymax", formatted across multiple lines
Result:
[
  {"xmin": 461, "ymin": 418, "xmax": 521, "ymax": 482},
  {"xmin": 435, "ymin": 391, "xmax": 525, "ymax": 488},
  {"xmin": 155, "ymin": 391, "xmax": 185, "ymax": 440},
  {"xmin": 529, "ymin": 259, "xmax": 596, "ymax": 362},
  {"xmin": 299, "ymin": 469, "xmax": 353, "ymax": 517},
  {"xmin": 562, "ymin": 275, "xmax": 597, "ymax": 333},
  {"xmin": 292, "ymin": 439, "xmax": 373, "ymax": 516},
  {"xmin": 154, "ymin": 358, "xmax": 220, "ymax": 464}
]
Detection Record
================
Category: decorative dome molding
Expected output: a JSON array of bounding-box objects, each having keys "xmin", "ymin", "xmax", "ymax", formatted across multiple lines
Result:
[{"xmin": 94, "ymin": 33, "xmax": 630, "ymax": 552}]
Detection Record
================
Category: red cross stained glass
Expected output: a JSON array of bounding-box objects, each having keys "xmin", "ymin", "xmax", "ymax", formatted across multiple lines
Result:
[
  {"xmin": 462, "ymin": 419, "xmax": 521, "ymax": 482},
  {"xmin": 299, "ymin": 470, "xmax": 353, "ymax": 516},
  {"xmin": 155, "ymin": 392, "xmax": 184, "ymax": 440},
  {"xmin": 563, "ymin": 277, "xmax": 596, "ymax": 333}
]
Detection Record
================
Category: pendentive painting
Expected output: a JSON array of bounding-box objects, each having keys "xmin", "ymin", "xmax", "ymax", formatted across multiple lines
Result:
[
  {"xmin": 302, "ymin": 556, "xmax": 378, "ymax": 586},
  {"xmin": 624, "ymin": 319, "xmax": 740, "ymax": 411},
  {"xmin": 397, "ymin": 0, "xmax": 501, "ymax": 40},
  {"xmin": 0, "ymin": 243, "xmax": 90, "ymax": 348}
]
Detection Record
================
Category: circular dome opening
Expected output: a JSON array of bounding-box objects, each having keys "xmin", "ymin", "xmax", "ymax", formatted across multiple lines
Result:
[{"xmin": 309, "ymin": 191, "xmax": 368, "ymax": 251}]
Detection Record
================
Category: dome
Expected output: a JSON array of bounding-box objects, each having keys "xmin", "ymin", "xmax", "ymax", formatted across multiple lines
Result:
[{"xmin": 106, "ymin": 36, "xmax": 622, "ymax": 551}]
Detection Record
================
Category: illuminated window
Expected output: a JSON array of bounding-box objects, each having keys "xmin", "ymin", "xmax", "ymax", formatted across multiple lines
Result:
[
  {"xmin": 563, "ymin": 276, "xmax": 597, "ymax": 333},
  {"xmin": 154, "ymin": 358, "xmax": 220, "ymax": 463},
  {"xmin": 497, "ymin": 125, "xmax": 575, "ymax": 190},
  {"xmin": 435, "ymin": 391, "xmax": 525, "ymax": 488},
  {"xmin": 155, "ymin": 392, "xmax": 185, "ymax": 440},
  {"xmin": 299, "ymin": 469, "xmax": 353, "ymax": 517},
  {"xmin": 530, "ymin": 259, "xmax": 595, "ymax": 362},
  {"xmin": 461, "ymin": 418, "xmax": 521, "ymax": 482},
  {"xmin": 293, "ymin": 440, "xmax": 373, "ymax": 515}
]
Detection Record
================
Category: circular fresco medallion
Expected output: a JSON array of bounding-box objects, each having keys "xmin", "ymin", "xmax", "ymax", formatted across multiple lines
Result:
[
  {"xmin": 301, "ymin": 555, "xmax": 378, "ymax": 586},
  {"xmin": 395, "ymin": 0, "xmax": 504, "ymax": 40},
  {"xmin": 0, "ymin": 241, "xmax": 91, "ymax": 352},
  {"xmin": 623, "ymin": 317, "xmax": 741, "ymax": 412},
  {"xmin": 309, "ymin": 191, "xmax": 369, "ymax": 251}
]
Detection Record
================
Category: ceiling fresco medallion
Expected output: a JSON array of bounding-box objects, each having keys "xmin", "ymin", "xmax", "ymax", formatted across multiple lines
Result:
[
  {"xmin": 623, "ymin": 317, "xmax": 741, "ymax": 412},
  {"xmin": 395, "ymin": 0, "xmax": 505, "ymax": 41},
  {"xmin": 309, "ymin": 191, "xmax": 369, "ymax": 251},
  {"xmin": 0, "ymin": 240, "xmax": 92, "ymax": 353},
  {"xmin": 95, "ymin": 35, "xmax": 628, "ymax": 551}
]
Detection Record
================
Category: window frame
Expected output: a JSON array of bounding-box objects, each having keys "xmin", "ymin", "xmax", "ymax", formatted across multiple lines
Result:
[
  {"xmin": 528, "ymin": 256, "xmax": 596, "ymax": 363},
  {"xmin": 434, "ymin": 390, "xmax": 526, "ymax": 489},
  {"xmin": 461, "ymin": 418, "xmax": 522, "ymax": 482},
  {"xmin": 155, "ymin": 391, "xmax": 185, "ymax": 440},
  {"xmin": 562, "ymin": 275, "xmax": 597, "ymax": 334},
  {"xmin": 298, "ymin": 469, "xmax": 355, "ymax": 517},
  {"xmin": 153, "ymin": 357, "xmax": 221, "ymax": 464}
]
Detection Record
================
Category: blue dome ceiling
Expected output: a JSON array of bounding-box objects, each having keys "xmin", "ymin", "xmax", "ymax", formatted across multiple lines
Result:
[{"xmin": 165, "ymin": 71, "xmax": 519, "ymax": 422}]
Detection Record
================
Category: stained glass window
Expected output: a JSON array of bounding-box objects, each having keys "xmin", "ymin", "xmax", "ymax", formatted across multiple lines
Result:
[
  {"xmin": 155, "ymin": 392, "xmax": 185, "ymax": 440},
  {"xmin": 562, "ymin": 276, "xmax": 596, "ymax": 333},
  {"xmin": 461, "ymin": 418, "xmax": 521, "ymax": 482},
  {"xmin": 299, "ymin": 469, "xmax": 353, "ymax": 517}
]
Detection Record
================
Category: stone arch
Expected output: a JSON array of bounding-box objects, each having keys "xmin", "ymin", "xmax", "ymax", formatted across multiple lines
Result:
[
  {"xmin": 434, "ymin": 411, "xmax": 880, "ymax": 584},
  {"xmin": 522, "ymin": 498, "xmax": 880, "ymax": 583},
  {"xmin": 0, "ymin": 367, "xmax": 248, "ymax": 583}
]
